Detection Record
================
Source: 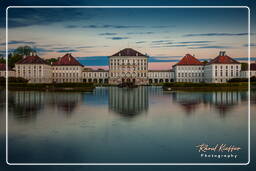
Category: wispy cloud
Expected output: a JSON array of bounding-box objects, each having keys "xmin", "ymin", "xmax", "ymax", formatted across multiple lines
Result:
[
  {"xmin": 175, "ymin": 41, "xmax": 214, "ymax": 44},
  {"xmin": 82, "ymin": 24, "xmax": 144, "ymax": 29},
  {"xmin": 99, "ymin": 33, "xmax": 117, "ymax": 36},
  {"xmin": 64, "ymin": 25, "xmax": 79, "ymax": 29},
  {"xmin": 126, "ymin": 32, "xmax": 154, "ymax": 35},
  {"xmin": 0, "ymin": 40, "xmax": 36, "ymax": 46},
  {"xmin": 189, "ymin": 45, "xmax": 233, "ymax": 49},
  {"xmin": 107, "ymin": 37, "xmax": 129, "ymax": 40},
  {"xmin": 57, "ymin": 49, "xmax": 79, "ymax": 53},
  {"xmin": 136, "ymin": 41, "xmax": 146, "ymax": 44},
  {"xmin": 151, "ymin": 25, "xmax": 175, "ymax": 28},
  {"xmin": 7, "ymin": 8, "xmax": 94, "ymax": 28},
  {"xmin": 34, "ymin": 47, "xmax": 54, "ymax": 53},
  {"xmin": 76, "ymin": 46, "xmax": 95, "ymax": 48},
  {"xmin": 243, "ymin": 43, "xmax": 256, "ymax": 47},
  {"xmin": 183, "ymin": 33, "xmax": 248, "ymax": 37}
]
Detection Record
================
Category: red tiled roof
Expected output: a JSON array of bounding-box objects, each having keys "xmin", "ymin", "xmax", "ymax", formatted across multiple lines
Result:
[
  {"xmin": 207, "ymin": 55, "xmax": 240, "ymax": 65},
  {"xmin": 16, "ymin": 55, "xmax": 48, "ymax": 65},
  {"xmin": 111, "ymin": 48, "xmax": 147, "ymax": 57},
  {"xmin": 174, "ymin": 54, "xmax": 203, "ymax": 66},
  {"xmin": 53, "ymin": 53, "xmax": 83, "ymax": 66},
  {"xmin": 0, "ymin": 63, "xmax": 14, "ymax": 71}
]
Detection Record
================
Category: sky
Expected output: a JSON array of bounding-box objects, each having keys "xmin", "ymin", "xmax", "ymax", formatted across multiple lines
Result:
[{"xmin": 0, "ymin": 0, "xmax": 255, "ymax": 70}]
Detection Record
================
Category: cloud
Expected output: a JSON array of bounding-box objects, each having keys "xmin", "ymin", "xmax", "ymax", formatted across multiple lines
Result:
[
  {"xmin": 151, "ymin": 25, "xmax": 175, "ymax": 28},
  {"xmin": 107, "ymin": 37, "xmax": 129, "ymax": 40},
  {"xmin": 126, "ymin": 32, "xmax": 154, "ymax": 35},
  {"xmin": 175, "ymin": 41, "xmax": 214, "ymax": 44},
  {"xmin": 57, "ymin": 49, "xmax": 79, "ymax": 53},
  {"xmin": 152, "ymin": 40, "xmax": 171, "ymax": 43},
  {"xmin": 0, "ymin": 40, "xmax": 36, "ymax": 46},
  {"xmin": 136, "ymin": 41, "xmax": 146, "ymax": 44},
  {"xmin": 151, "ymin": 44, "xmax": 210, "ymax": 48},
  {"xmin": 34, "ymin": 47, "xmax": 54, "ymax": 53},
  {"xmin": 99, "ymin": 33, "xmax": 117, "ymax": 36},
  {"xmin": 76, "ymin": 46, "xmax": 95, "ymax": 48},
  {"xmin": 189, "ymin": 45, "xmax": 233, "ymax": 49},
  {"xmin": 82, "ymin": 24, "xmax": 144, "ymax": 29},
  {"xmin": 65, "ymin": 25, "xmax": 79, "ymax": 29},
  {"xmin": 6, "ymin": 8, "xmax": 95, "ymax": 28},
  {"xmin": 183, "ymin": 33, "xmax": 248, "ymax": 37},
  {"xmin": 243, "ymin": 43, "xmax": 256, "ymax": 47}
]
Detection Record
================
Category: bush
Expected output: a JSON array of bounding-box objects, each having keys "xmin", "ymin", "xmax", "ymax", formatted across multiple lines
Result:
[
  {"xmin": 8, "ymin": 77, "xmax": 28, "ymax": 83},
  {"xmin": 163, "ymin": 82, "xmax": 248, "ymax": 88},
  {"xmin": 0, "ymin": 77, "xmax": 5, "ymax": 84},
  {"xmin": 228, "ymin": 78, "xmax": 248, "ymax": 82}
]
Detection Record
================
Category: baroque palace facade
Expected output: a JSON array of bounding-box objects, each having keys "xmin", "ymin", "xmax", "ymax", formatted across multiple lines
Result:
[{"xmin": 1, "ymin": 48, "xmax": 253, "ymax": 84}]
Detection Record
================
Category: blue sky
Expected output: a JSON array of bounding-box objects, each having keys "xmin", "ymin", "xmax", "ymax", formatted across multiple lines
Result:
[{"xmin": 0, "ymin": 0, "xmax": 255, "ymax": 69}]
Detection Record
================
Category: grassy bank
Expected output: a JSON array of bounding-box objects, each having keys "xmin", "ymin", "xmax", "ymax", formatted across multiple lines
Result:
[
  {"xmin": 1, "ymin": 83, "xmax": 95, "ymax": 92},
  {"xmin": 162, "ymin": 82, "xmax": 255, "ymax": 91}
]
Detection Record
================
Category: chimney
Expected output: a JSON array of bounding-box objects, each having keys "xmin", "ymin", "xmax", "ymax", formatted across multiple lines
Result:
[{"xmin": 219, "ymin": 51, "xmax": 226, "ymax": 56}]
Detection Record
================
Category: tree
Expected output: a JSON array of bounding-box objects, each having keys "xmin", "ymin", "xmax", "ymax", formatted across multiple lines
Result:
[
  {"xmin": 13, "ymin": 45, "xmax": 36, "ymax": 56},
  {"xmin": 8, "ymin": 46, "xmax": 37, "ymax": 68},
  {"xmin": 241, "ymin": 63, "xmax": 248, "ymax": 70},
  {"xmin": 0, "ymin": 54, "xmax": 5, "ymax": 64},
  {"xmin": 45, "ymin": 58, "xmax": 58, "ymax": 65},
  {"xmin": 202, "ymin": 60, "xmax": 208, "ymax": 65},
  {"xmin": 8, "ymin": 53, "xmax": 22, "ymax": 68}
]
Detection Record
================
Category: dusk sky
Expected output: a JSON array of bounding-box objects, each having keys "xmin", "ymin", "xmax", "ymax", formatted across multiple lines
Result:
[{"xmin": 0, "ymin": 0, "xmax": 255, "ymax": 70}]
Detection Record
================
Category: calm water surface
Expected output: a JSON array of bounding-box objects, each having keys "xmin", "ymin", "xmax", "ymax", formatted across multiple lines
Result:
[{"xmin": 0, "ymin": 87, "xmax": 252, "ymax": 163}]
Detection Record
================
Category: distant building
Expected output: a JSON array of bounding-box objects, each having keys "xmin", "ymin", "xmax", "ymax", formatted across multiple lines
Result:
[
  {"xmin": 108, "ymin": 48, "xmax": 149, "ymax": 85},
  {"xmin": 148, "ymin": 70, "xmax": 174, "ymax": 84},
  {"xmin": 204, "ymin": 51, "xmax": 241, "ymax": 83},
  {"xmin": 15, "ymin": 54, "xmax": 52, "ymax": 83},
  {"xmin": 173, "ymin": 54, "xmax": 205, "ymax": 83},
  {"xmin": 82, "ymin": 69, "xmax": 109, "ymax": 84},
  {"xmin": 241, "ymin": 62, "xmax": 256, "ymax": 78},
  {"xmin": 52, "ymin": 53, "xmax": 83, "ymax": 83},
  {"xmin": 0, "ymin": 63, "xmax": 15, "ymax": 77}
]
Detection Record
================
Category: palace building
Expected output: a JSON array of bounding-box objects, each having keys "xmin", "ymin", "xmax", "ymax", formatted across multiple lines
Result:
[
  {"xmin": 173, "ymin": 54, "xmax": 205, "ymax": 83},
  {"xmin": 52, "ymin": 53, "xmax": 83, "ymax": 83},
  {"xmin": 11, "ymin": 48, "xmax": 254, "ymax": 84},
  {"xmin": 204, "ymin": 51, "xmax": 241, "ymax": 83},
  {"xmin": 109, "ymin": 48, "xmax": 149, "ymax": 85},
  {"xmin": 15, "ymin": 54, "xmax": 52, "ymax": 83}
]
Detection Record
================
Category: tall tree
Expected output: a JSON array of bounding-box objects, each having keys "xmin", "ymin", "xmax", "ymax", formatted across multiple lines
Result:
[
  {"xmin": 8, "ymin": 46, "xmax": 36, "ymax": 68},
  {"xmin": 13, "ymin": 45, "xmax": 36, "ymax": 57}
]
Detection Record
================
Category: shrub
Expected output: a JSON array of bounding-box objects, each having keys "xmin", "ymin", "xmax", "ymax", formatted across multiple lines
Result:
[
  {"xmin": 0, "ymin": 77, "xmax": 5, "ymax": 84},
  {"xmin": 8, "ymin": 77, "xmax": 28, "ymax": 83}
]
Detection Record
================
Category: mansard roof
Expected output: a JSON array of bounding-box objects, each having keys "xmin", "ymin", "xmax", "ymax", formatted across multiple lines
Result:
[
  {"xmin": 110, "ymin": 48, "xmax": 147, "ymax": 57},
  {"xmin": 53, "ymin": 53, "xmax": 83, "ymax": 66},
  {"xmin": 16, "ymin": 55, "xmax": 48, "ymax": 65},
  {"xmin": 174, "ymin": 54, "xmax": 203, "ymax": 66},
  {"xmin": 207, "ymin": 55, "xmax": 240, "ymax": 65}
]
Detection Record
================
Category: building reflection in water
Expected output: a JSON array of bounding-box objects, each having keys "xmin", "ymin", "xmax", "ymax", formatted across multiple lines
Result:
[
  {"xmin": 7, "ymin": 91, "xmax": 82, "ymax": 121},
  {"xmin": 172, "ymin": 92, "xmax": 203, "ymax": 115},
  {"xmin": 9, "ymin": 91, "xmax": 45, "ymax": 121},
  {"xmin": 2, "ymin": 88, "xmax": 250, "ymax": 121},
  {"xmin": 108, "ymin": 87, "xmax": 149, "ymax": 117},
  {"xmin": 50, "ymin": 92, "xmax": 82, "ymax": 115},
  {"xmin": 172, "ymin": 91, "xmax": 245, "ymax": 116}
]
